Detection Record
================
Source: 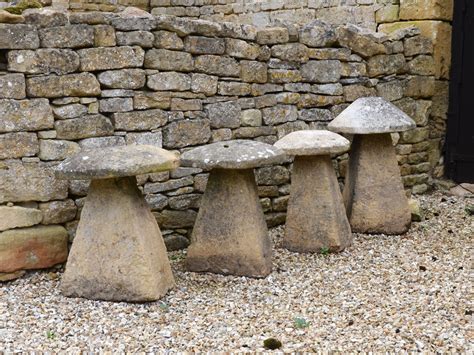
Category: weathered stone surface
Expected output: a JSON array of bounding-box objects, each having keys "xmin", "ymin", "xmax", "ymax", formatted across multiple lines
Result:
[
  {"xmin": 55, "ymin": 114, "xmax": 112, "ymax": 140},
  {"xmin": 27, "ymin": 73, "xmax": 101, "ymax": 98},
  {"xmin": 133, "ymin": 91, "xmax": 170, "ymax": 110},
  {"xmin": 144, "ymin": 48, "xmax": 193, "ymax": 72},
  {"xmin": 284, "ymin": 155, "xmax": 352, "ymax": 253},
  {"xmin": 0, "ymin": 10, "xmax": 24, "ymax": 24},
  {"xmin": 144, "ymin": 176, "xmax": 193, "ymax": 194},
  {"xmin": 268, "ymin": 70, "xmax": 302, "ymax": 84},
  {"xmin": 399, "ymin": 0, "xmax": 453, "ymax": 21},
  {"xmin": 394, "ymin": 98, "xmax": 432, "ymax": 126},
  {"xmin": 53, "ymin": 104, "xmax": 88, "ymax": 119},
  {"xmin": 404, "ymin": 35, "xmax": 433, "ymax": 56},
  {"xmin": 153, "ymin": 30, "xmax": 183, "ymax": 49},
  {"xmin": 164, "ymin": 234, "xmax": 190, "ymax": 251},
  {"xmin": 0, "ymin": 24, "xmax": 39, "ymax": 49},
  {"xmin": 343, "ymin": 85, "xmax": 376, "ymax": 102},
  {"xmin": 299, "ymin": 20, "xmax": 337, "ymax": 48},
  {"xmin": 0, "ymin": 225, "xmax": 68, "ymax": 273},
  {"xmin": 78, "ymin": 46, "xmax": 145, "ymax": 71},
  {"xmin": 336, "ymin": 24, "xmax": 386, "ymax": 58},
  {"xmin": 111, "ymin": 8, "xmax": 155, "ymax": 30},
  {"xmin": 116, "ymin": 30, "xmax": 154, "ymax": 47},
  {"xmin": 39, "ymin": 199, "xmax": 77, "ymax": 225},
  {"xmin": 0, "ymin": 132, "xmax": 38, "ymax": 159},
  {"xmin": 185, "ymin": 168, "xmax": 272, "ymax": 277},
  {"xmin": 262, "ymin": 105, "xmax": 297, "ymax": 125},
  {"xmin": 271, "ymin": 43, "xmax": 309, "ymax": 63},
  {"xmin": 56, "ymin": 145, "xmax": 179, "ymax": 180},
  {"xmin": 8, "ymin": 49, "xmax": 80, "ymax": 75},
  {"xmin": 23, "ymin": 8, "xmax": 68, "ymax": 28},
  {"xmin": 240, "ymin": 60, "xmax": 267, "ymax": 84},
  {"xmin": 343, "ymin": 134, "xmax": 411, "ymax": 234},
  {"xmin": 328, "ymin": 97, "xmax": 416, "ymax": 134},
  {"xmin": 225, "ymin": 38, "xmax": 260, "ymax": 59},
  {"xmin": 79, "ymin": 136, "xmax": 125, "ymax": 150},
  {"xmin": 241, "ymin": 109, "xmax": 262, "ymax": 127},
  {"xmin": 0, "ymin": 161, "xmax": 68, "ymax": 203},
  {"xmin": 206, "ymin": 101, "xmax": 241, "ymax": 129},
  {"xmin": 184, "ymin": 36, "xmax": 225, "ymax": 55},
  {"xmin": 99, "ymin": 98, "xmax": 133, "ymax": 113},
  {"xmin": 39, "ymin": 25, "xmax": 94, "ymax": 48},
  {"xmin": 405, "ymin": 76, "xmax": 435, "ymax": 98},
  {"xmin": 181, "ymin": 140, "xmax": 284, "ymax": 170},
  {"xmin": 162, "ymin": 119, "xmax": 211, "ymax": 148},
  {"xmin": 0, "ymin": 206, "xmax": 42, "ymax": 232},
  {"xmin": 126, "ymin": 132, "xmax": 162, "ymax": 147},
  {"xmin": 0, "ymin": 74, "xmax": 25, "ymax": 99},
  {"xmin": 61, "ymin": 176, "xmax": 175, "ymax": 301},
  {"xmin": 298, "ymin": 108, "xmax": 332, "ymax": 122},
  {"xmin": 218, "ymin": 82, "xmax": 251, "ymax": 96},
  {"xmin": 301, "ymin": 60, "xmax": 341, "ymax": 83},
  {"xmin": 154, "ymin": 209, "xmax": 197, "ymax": 229},
  {"xmin": 408, "ymin": 55, "xmax": 435, "ymax": 76},
  {"xmin": 195, "ymin": 55, "xmax": 240, "ymax": 77},
  {"xmin": 94, "ymin": 25, "xmax": 116, "ymax": 47},
  {"xmin": 39, "ymin": 140, "xmax": 81, "ymax": 161},
  {"xmin": 376, "ymin": 4, "xmax": 400, "ymax": 23},
  {"xmin": 113, "ymin": 109, "xmax": 168, "ymax": 131},
  {"xmin": 191, "ymin": 73, "xmax": 218, "ymax": 96},
  {"xmin": 256, "ymin": 27, "xmax": 289, "ymax": 44},
  {"xmin": 97, "ymin": 69, "xmax": 146, "ymax": 89},
  {"xmin": 147, "ymin": 72, "xmax": 191, "ymax": 91},
  {"xmin": 376, "ymin": 80, "xmax": 405, "ymax": 102},
  {"xmin": 367, "ymin": 54, "xmax": 406, "ymax": 77},
  {"xmin": 0, "ymin": 98, "xmax": 53, "ymax": 133},
  {"xmin": 255, "ymin": 166, "xmax": 289, "ymax": 186},
  {"xmin": 275, "ymin": 130, "xmax": 349, "ymax": 156}
]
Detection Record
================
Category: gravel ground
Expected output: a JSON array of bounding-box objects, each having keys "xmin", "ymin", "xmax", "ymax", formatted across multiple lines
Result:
[{"xmin": 1, "ymin": 191, "xmax": 472, "ymax": 352}]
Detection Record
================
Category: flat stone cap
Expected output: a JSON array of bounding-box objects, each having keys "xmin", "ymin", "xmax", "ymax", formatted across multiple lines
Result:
[
  {"xmin": 328, "ymin": 97, "xmax": 416, "ymax": 134},
  {"xmin": 55, "ymin": 145, "xmax": 179, "ymax": 180},
  {"xmin": 181, "ymin": 140, "xmax": 285, "ymax": 170},
  {"xmin": 275, "ymin": 130, "xmax": 350, "ymax": 156}
]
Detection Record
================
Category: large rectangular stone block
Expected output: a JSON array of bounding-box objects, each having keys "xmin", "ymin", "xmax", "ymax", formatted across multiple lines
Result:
[
  {"xmin": 0, "ymin": 161, "xmax": 68, "ymax": 203},
  {"xmin": 55, "ymin": 114, "xmax": 114, "ymax": 140},
  {"xmin": 78, "ymin": 46, "xmax": 145, "ymax": 71},
  {"xmin": 0, "ymin": 206, "xmax": 42, "ymax": 232},
  {"xmin": 0, "ymin": 225, "xmax": 68, "ymax": 273},
  {"xmin": 399, "ymin": 0, "xmax": 453, "ymax": 21},
  {"xmin": 113, "ymin": 109, "xmax": 169, "ymax": 131},
  {"xmin": 0, "ymin": 99, "xmax": 53, "ymax": 133},
  {"xmin": 0, "ymin": 24, "xmax": 39, "ymax": 49},
  {"xmin": 26, "ymin": 73, "xmax": 101, "ymax": 98},
  {"xmin": 39, "ymin": 25, "xmax": 94, "ymax": 48},
  {"xmin": 162, "ymin": 119, "xmax": 211, "ymax": 148},
  {"xmin": 0, "ymin": 132, "xmax": 39, "ymax": 159},
  {"xmin": 8, "ymin": 49, "xmax": 80, "ymax": 75}
]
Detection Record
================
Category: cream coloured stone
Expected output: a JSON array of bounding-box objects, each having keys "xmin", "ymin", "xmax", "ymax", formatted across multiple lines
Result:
[
  {"xmin": 274, "ymin": 130, "xmax": 349, "ymax": 156},
  {"xmin": 0, "ymin": 206, "xmax": 42, "ymax": 232}
]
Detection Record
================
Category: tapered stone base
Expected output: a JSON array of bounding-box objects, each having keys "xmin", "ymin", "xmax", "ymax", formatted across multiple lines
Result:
[
  {"xmin": 343, "ymin": 134, "xmax": 411, "ymax": 234},
  {"xmin": 283, "ymin": 155, "xmax": 352, "ymax": 253},
  {"xmin": 61, "ymin": 176, "xmax": 175, "ymax": 302},
  {"xmin": 185, "ymin": 169, "xmax": 272, "ymax": 278}
]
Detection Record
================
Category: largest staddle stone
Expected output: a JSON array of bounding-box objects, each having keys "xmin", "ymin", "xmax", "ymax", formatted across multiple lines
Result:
[
  {"xmin": 55, "ymin": 145, "xmax": 178, "ymax": 301},
  {"xmin": 328, "ymin": 97, "xmax": 416, "ymax": 235}
]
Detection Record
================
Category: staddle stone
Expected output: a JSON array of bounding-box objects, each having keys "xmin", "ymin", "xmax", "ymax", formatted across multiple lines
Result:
[
  {"xmin": 55, "ymin": 144, "xmax": 179, "ymax": 179},
  {"xmin": 182, "ymin": 140, "xmax": 285, "ymax": 277},
  {"xmin": 56, "ymin": 145, "xmax": 177, "ymax": 301},
  {"xmin": 328, "ymin": 97, "xmax": 415, "ymax": 234},
  {"xmin": 181, "ymin": 139, "xmax": 285, "ymax": 170},
  {"xmin": 275, "ymin": 130, "xmax": 352, "ymax": 253},
  {"xmin": 327, "ymin": 97, "xmax": 416, "ymax": 134}
]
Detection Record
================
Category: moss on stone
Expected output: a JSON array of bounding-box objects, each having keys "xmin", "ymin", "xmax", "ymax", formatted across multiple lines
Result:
[{"xmin": 4, "ymin": 0, "xmax": 42, "ymax": 15}]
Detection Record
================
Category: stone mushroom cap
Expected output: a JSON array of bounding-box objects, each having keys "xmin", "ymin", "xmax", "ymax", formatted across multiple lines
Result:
[
  {"xmin": 274, "ymin": 130, "xmax": 350, "ymax": 156},
  {"xmin": 181, "ymin": 139, "xmax": 285, "ymax": 170},
  {"xmin": 328, "ymin": 97, "xmax": 416, "ymax": 134},
  {"xmin": 55, "ymin": 145, "xmax": 179, "ymax": 180}
]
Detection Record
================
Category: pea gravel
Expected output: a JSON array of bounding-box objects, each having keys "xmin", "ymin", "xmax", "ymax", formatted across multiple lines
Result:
[{"xmin": 1, "ymin": 191, "xmax": 472, "ymax": 352}]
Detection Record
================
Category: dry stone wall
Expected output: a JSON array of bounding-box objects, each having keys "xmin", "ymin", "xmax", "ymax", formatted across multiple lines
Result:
[{"xmin": 0, "ymin": 11, "xmax": 438, "ymax": 274}]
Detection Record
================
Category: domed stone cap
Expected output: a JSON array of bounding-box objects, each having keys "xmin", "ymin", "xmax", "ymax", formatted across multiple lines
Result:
[
  {"xmin": 181, "ymin": 140, "xmax": 285, "ymax": 170},
  {"xmin": 55, "ymin": 145, "xmax": 179, "ymax": 180},
  {"xmin": 274, "ymin": 130, "xmax": 350, "ymax": 156},
  {"xmin": 328, "ymin": 97, "xmax": 416, "ymax": 134}
]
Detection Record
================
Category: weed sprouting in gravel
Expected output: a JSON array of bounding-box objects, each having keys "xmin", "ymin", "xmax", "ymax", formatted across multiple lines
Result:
[{"xmin": 294, "ymin": 317, "xmax": 310, "ymax": 329}]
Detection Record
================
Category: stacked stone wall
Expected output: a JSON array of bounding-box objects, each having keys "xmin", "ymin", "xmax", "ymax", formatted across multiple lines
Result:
[{"xmin": 0, "ymin": 12, "xmax": 439, "ymax": 270}]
